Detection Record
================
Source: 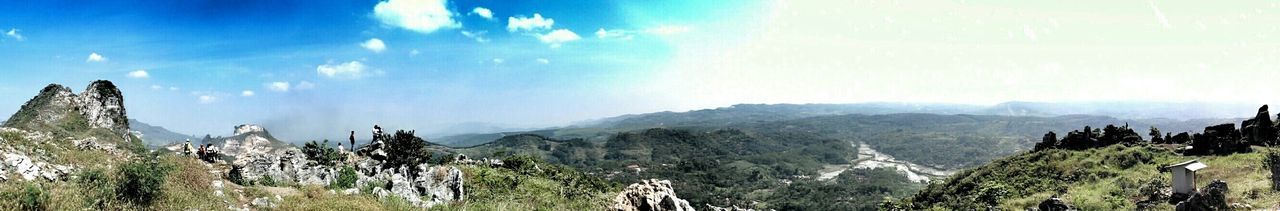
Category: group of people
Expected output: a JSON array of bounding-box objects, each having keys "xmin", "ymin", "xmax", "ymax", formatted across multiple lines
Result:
[{"xmin": 181, "ymin": 140, "xmax": 220, "ymax": 163}]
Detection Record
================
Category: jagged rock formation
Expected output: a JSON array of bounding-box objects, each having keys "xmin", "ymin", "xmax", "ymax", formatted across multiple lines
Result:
[
  {"xmin": 2, "ymin": 80, "xmax": 130, "ymax": 135},
  {"xmin": 235, "ymin": 147, "xmax": 337, "ymax": 186},
  {"xmin": 367, "ymin": 163, "xmax": 465, "ymax": 207},
  {"xmin": 610, "ymin": 179, "xmax": 695, "ymax": 211},
  {"xmin": 1186, "ymin": 124, "xmax": 1249, "ymax": 155},
  {"xmin": 1032, "ymin": 124, "xmax": 1142, "ymax": 151},
  {"xmin": 1174, "ymin": 180, "xmax": 1229, "ymax": 211},
  {"xmin": 1242, "ymin": 105, "xmax": 1277, "ymax": 146}
]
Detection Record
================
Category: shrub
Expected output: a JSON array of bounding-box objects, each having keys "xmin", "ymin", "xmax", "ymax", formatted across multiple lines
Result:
[
  {"xmin": 116, "ymin": 152, "xmax": 173, "ymax": 206},
  {"xmin": 331, "ymin": 166, "xmax": 358, "ymax": 189},
  {"xmin": 19, "ymin": 183, "xmax": 48, "ymax": 210},
  {"xmin": 77, "ymin": 169, "xmax": 115, "ymax": 208},
  {"xmin": 382, "ymin": 130, "xmax": 432, "ymax": 173},
  {"xmin": 303, "ymin": 139, "xmax": 343, "ymax": 166},
  {"xmin": 258, "ymin": 175, "xmax": 278, "ymax": 187},
  {"xmin": 227, "ymin": 165, "xmax": 247, "ymax": 185}
]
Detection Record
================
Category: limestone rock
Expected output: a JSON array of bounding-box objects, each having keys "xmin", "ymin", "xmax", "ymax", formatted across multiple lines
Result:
[
  {"xmin": 2, "ymin": 81, "xmax": 130, "ymax": 135},
  {"xmin": 610, "ymin": 179, "xmax": 695, "ymax": 211},
  {"xmin": 4, "ymin": 153, "xmax": 39, "ymax": 181}
]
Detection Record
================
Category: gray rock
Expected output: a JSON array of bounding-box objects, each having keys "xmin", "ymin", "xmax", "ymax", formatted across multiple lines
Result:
[
  {"xmin": 1175, "ymin": 179, "xmax": 1229, "ymax": 211},
  {"xmin": 1037, "ymin": 196, "xmax": 1072, "ymax": 211},
  {"xmin": 610, "ymin": 179, "xmax": 695, "ymax": 211},
  {"xmin": 4, "ymin": 153, "xmax": 39, "ymax": 181}
]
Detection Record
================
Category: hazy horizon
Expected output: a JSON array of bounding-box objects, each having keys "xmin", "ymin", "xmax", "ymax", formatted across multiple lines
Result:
[{"xmin": 3, "ymin": 0, "xmax": 1279, "ymax": 141}]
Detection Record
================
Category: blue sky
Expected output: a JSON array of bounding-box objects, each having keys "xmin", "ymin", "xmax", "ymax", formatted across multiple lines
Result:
[{"xmin": 1, "ymin": 0, "xmax": 1278, "ymax": 141}]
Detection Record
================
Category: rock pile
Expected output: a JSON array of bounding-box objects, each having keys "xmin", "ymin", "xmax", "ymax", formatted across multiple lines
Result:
[
  {"xmin": 1242, "ymin": 105, "xmax": 1278, "ymax": 146},
  {"xmin": 610, "ymin": 179, "xmax": 695, "ymax": 211}
]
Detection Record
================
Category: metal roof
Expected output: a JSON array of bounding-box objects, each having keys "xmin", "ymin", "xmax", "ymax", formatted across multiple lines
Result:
[
  {"xmin": 1166, "ymin": 160, "xmax": 1207, "ymax": 171},
  {"xmin": 1186, "ymin": 162, "xmax": 1208, "ymax": 171}
]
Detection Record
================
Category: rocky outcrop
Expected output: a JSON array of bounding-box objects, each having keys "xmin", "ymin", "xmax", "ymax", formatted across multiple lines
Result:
[
  {"xmin": 235, "ymin": 147, "xmax": 337, "ymax": 186},
  {"xmin": 3, "ymin": 80, "xmax": 130, "ymax": 135},
  {"xmin": 1242, "ymin": 105, "xmax": 1277, "ymax": 146},
  {"xmin": 1037, "ymin": 196, "xmax": 1072, "ymax": 211},
  {"xmin": 610, "ymin": 179, "xmax": 695, "ymax": 211},
  {"xmin": 1175, "ymin": 180, "xmax": 1229, "ymax": 211},
  {"xmin": 1186, "ymin": 124, "xmax": 1248, "ymax": 155},
  {"xmin": 75, "ymin": 81, "xmax": 129, "ymax": 134},
  {"xmin": 362, "ymin": 157, "xmax": 465, "ymax": 208}
]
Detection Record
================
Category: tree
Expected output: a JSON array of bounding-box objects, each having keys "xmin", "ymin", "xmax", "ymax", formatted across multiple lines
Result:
[
  {"xmin": 383, "ymin": 130, "xmax": 432, "ymax": 174},
  {"xmin": 303, "ymin": 139, "xmax": 343, "ymax": 166},
  {"xmin": 1149, "ymin": 127, "xmax": 1164, "ymax": 144}
]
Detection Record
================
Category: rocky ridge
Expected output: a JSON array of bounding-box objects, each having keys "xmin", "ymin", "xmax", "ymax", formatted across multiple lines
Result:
[
  {"xmin": 2, "ymin": 80, "xmax": 130, "ymax": 135},
  {"xmin": 609, "ymin": 179, "xmax": 696, "ymax": 211}
]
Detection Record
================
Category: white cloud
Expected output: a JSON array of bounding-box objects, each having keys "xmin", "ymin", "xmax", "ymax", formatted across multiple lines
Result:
[
  {"xmin": 645, "ymin": 25, "xmax": 693, "ymax": 36},
  {"xmin": 150, "ymin": 85, "xmax": 162, "ymax": 90},
  {"xmin": 317, "ymin": 61, "xmax": 367, "ymax": 79},
  {"xmin": 460, "ymin": 30, "xmax": 490, "ymax": 43},
  {"xmin": 5, "ymin": 28, "xmax": 22, "ymax": 41},
  {"xmin": 126, "ymin": 70, "xmax": 149, "ymax": 79},
  {"xmin": 536, "ymin": 29, "xmax": 581, "ymax": 48},
  {"xmin": 470, "ymin": 7, "xmax": 493, "ymax": 20},
  {"xmin": 169, "ymin": 87, "xmax": 179, "ymax": 91},
  {"xmin": 86, "ymin": 53, "xmax": 107, "ymax": 62},
  {"xmin": 492, "ymin": 58, "xmax": 504, "ymax": 64},
  {"xmin": 361, "ymin": 38, "xmax": 387, "ymax": 53},
  {"xmin": 198, "ymin": 95, "xmax": 217, "ymax": 104},
  {"xmin": 373, "ymin": 0, "xmax": 460, "ymax": 34},
  {"xmin": 410, "ymin": 49, "xmax": 420, "ymax": 56},
  {"xmin": 241, "ymin": 90, "xmax": 255, "ymax": 97},
  {"xmin": 536, "ymin": 58, "xmax": 550, "ymax": 64},
  {"xmin": 296, "ymin": 81, "xmax": 316, "ymax": 90},
  {"xmin": 595, "ymin": 28, "xmax": 634, "ymax": 40},
  {"xmin": 507, "ymin": 13, "xmax": 554, "ymax": 32},
  {"xmin": 268, "ymin": 82, "xmax": 290, "ymax": 92}
]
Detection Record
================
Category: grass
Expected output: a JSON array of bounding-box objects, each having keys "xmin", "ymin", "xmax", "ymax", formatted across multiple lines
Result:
[{"xmin": 904, "ymin": 144, "xmax": 1280, "ymax": 210}]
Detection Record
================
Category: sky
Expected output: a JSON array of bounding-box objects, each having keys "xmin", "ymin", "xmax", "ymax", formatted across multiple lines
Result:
[{"xmin": 1, "ymin": 0, "xmax": 1278, "ymax": 141}]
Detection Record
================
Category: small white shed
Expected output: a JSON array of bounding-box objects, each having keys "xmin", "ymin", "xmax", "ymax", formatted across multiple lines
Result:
[{"xmin": 1166, "ymin": 160, "xmax": 1207, "ymax": 194}]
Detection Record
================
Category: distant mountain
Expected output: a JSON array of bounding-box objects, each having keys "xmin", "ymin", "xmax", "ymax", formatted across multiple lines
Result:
[
  {"xmin": 129, "ymin": 119, "xmax": 197, "ymax": 147},
  {"xmin": 578, "ymin": 103, "xmax": 984, "ymax": 129},
  {"xmin": 979, "ymin": 101, "xmax": 1260, "ymax": 120}
]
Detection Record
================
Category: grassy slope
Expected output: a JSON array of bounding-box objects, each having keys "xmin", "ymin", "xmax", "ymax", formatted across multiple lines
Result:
[{"xmin": 899, "ymin": 144, "xmax": 1280, "ymax": 210}]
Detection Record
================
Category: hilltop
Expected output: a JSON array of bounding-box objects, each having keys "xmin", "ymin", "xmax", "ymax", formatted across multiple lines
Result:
[{"xmin": 890, "ymin": 105, "xmax": 1280, "ymax": 210}]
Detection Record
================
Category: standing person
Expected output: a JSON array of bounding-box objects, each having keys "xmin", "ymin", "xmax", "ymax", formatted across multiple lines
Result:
[
  {"xmin": 349, "ymin": 131, "xmax": 356, "ymax": 148},
  {"xmin": 373, "ymin": 125, "xmax": 383, "ymax": 143}
]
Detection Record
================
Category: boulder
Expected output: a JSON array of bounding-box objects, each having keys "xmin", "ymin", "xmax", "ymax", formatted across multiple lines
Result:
[
  {"xmin": 1175, "ymin": 180, "xmax": 1229, "ymax": 211},
  {"xmin": 1037, "ymin": 196, "xmax": 1072, "ymax": 211},
  {"xmin": 1242, "ymin": 105, "xmax": 1277, "ymax": 146},
  {"xmin": 610, "ymin": 179, "xmax": 695, "ymax": 211},
  {"xmin": 234, "ymin": 148, "xmax": 336, "ymax": 186}
]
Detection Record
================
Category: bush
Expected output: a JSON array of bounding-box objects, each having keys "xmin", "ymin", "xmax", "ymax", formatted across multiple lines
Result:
[
  {"xmin": 331, "ymin": 166, "xmax": 358, "ymax": 189},
  {"xmin": 258, "ymin": 175, "xmax": 278, "ymax": 187},
  {"xmin": 18, "ymin": 183, "xmax": 48, "ymax": 210},
  {"xmin": 227, "ymin": 165, "xmax": 247, "ymax": 185},
  {"xmin": 303, "ymin": 139, "xmax": 343, "ymax": 166},
  {"xmin": 77, "ymin": 169, "xmax": 115, "ymax": 208},
  {"xmin": 116, "ymin": 153, "xmax": 173, "ymax": 206}
]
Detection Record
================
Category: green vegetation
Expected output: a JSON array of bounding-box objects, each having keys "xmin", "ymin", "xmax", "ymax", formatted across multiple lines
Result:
[
  {"xmin": 892, "ymin": 145, "xmax": 1280, "ymax": 210},
  {"xmin": 303, "ymin": 139, "xmax": 344, "ymax": 166},
  {"xmin": 434, "ymin": 154, "xmax": 615, "ymax": 210},
  {"xmin": 462, "ymin": 128, "xmax": 860, "ymax": 209},
  {"xmin": 383, "ymin": 130, "xmax": 433, "ymax": 174},
  {"xmin": 332, "ymin": 166, "xmax": 359, "ymax": 189},
  {"xmin": 767, "ymin": 168, "xmax": 922, "ymax": 210},
  {"xmin": 116, "ymin": 152, "xmax": 174, "ymax": 206}
]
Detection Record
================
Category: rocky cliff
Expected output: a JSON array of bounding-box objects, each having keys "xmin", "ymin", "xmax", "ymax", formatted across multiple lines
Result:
[{"xmin": 2, "ymin": 80, "xmax": 130, "ymax": 136}]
